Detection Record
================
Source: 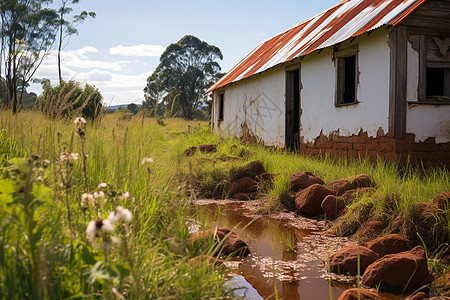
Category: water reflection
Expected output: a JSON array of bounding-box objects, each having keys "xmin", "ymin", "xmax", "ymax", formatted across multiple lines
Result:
[{"xmin": 193, "ymin": 200, "xmax": 408, "ymax": 300}]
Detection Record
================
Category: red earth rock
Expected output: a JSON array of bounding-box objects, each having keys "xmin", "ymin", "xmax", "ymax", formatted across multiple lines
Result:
[
  {"xmin": 229, "ymin": 177, "xmax": 258, "ymax": 196},
  {"xmin": 329, "ymin": 244, "xmax": 380, "ymax": 275},
  {"xmin": 337, "ymin": 288, "xmax": 381, "ymax": 300},
  {"xmin": 327, "ymin": 174, "xmax": 375, "ymax": 196},
  {"xmin": 257, "ymin": 172, "xmax": 277, "ymax": 183},
  {"xmin": 295, "ymin": 184, "xmax": 335, "ymax": 216},
  {"xmin": 407, "ymin": 292, "xmax": 429, "ymax": 300},
  {"xmin": 232, "ymin": 192, "xmax": 253, "ymax": 200},
  {"xmin": 240, "ymin": 160, "xmax": 266, "ymax": 177},
  {"xmin": 432, "ymin": 191, "xmax": 450, "ymax": 210},
  {"xmin": 362, "ymin": 246, "xmax": 432, "ymax": 290},
  {"xmin": 184, "ymin": 144, "xmax": 217, "ymax": 156},
  {"xmin": 322, "ymin": 188, "xmax": 376, "ymax": 220},
  {"xmin": 290, "ymin": 171, "xmax": 325, "ymax": 192},
  {"xmin": 321, "ymin": 195, "xmax": 347, "ymax": 220},
  {"xmin": 363, "ymin": 234, "xmax": 411, "ymax": 257},
  {"xmin": 188, "ymin": 227, "xmax": 250, "ymax": 257}
]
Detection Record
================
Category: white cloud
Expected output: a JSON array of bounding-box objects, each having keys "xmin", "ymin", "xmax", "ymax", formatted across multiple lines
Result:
[
  {"xmin": 68, "ymin": 46, "xmax": 98, "ymax": 57},
  {"xmin": 87, "ymin": 70, "xmax": 113, "ymax": 81},
  {"xmin": 30, "ymin": 45, "xmax": 156, "ymax": 105},
  {"xmin": 109, "ymin": 44, "xmax": 165, "ymax": 57}
]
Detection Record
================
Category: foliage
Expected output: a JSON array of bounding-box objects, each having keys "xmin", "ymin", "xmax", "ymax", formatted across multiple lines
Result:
[
  {"xmin": 144, "ymin": 35, "xmax": 223, "ymax": 120},
  {"xmin": 127, "ymin": 103, "xmax": 139, "ymax": 115},
  {"xmin": 0, "ymin": 0, "xmax": 59, "ymax": 113},
  {"xmin": 40, "ymin": 80, "xmax": 103, "ymax": 120},
  {"xmin": 0, "ymin": 110, "xmax": 230, "ymax": 298}
]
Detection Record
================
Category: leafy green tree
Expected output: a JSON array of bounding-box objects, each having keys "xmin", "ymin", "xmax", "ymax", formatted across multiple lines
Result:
[
  {"xmin": 56, "ymin": 0, "xmax": 95, "ymax": 83},
  {"xmin": 127, "ymin": 103, "xmax": 139, "ymax": 115},
  {"xmin": 0, "ymin": 0, "xmax": 59, "ymax": 113},
  {"xmin": 144, "ymin": 35, "xmax": 223, "ymax": 120}
]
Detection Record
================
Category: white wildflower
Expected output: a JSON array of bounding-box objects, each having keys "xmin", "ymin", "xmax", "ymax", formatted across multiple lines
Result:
[
  {"xmin": 74, "ymin": 117, "xmax": 87, "ymax": 126},
  {"xmin": 118, "ymin": 191, "xmax": 130, "ymax": 200},
  {"xmin": 81, "ymin": 193, "xmax": 95, "ymax": 207},
  {"xmin": 60, "ymin": 151, "xmax": 78, "ymax": 164},
  {"xmin": 97, "ymin": 182, "xmax": 107, "ymax": 189},
  {"xmin": 108, "ymin": 206, "xmax": 132, "ymax": 225},
  {"xmin": 141, "ymin": 156, "xmax": 154, "ymax": 165},
  {"xmin": 86, "ymin": 219, "xmax": 115, "ymax": 246},
  {"xmin": 101, "ymin": 219, "xmax": 114, "ymax": 233},
  {"xmin": 93, "ymin": 191, "xmax": 105, "ymax": 199}
]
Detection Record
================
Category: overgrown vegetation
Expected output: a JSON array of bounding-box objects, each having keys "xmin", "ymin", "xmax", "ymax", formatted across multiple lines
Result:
[
  {"xmin": 39, "ymin": 80, "xmax": 103, "ymax": 120},
  {"xmin": 0, "ymin": 109, "xmax": 449, "ymax": 298},
  {"xmin": 0, "ymin": 110, "xmax": 228, "ymax": 299}
]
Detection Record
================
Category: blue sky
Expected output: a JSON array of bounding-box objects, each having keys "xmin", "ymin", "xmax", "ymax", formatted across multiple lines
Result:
[{"xmin": 31, "ymin": 0, "xmax": 338, "ymax": 105}]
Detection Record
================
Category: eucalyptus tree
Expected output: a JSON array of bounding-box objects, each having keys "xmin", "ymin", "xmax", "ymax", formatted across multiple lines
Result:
[
  {"xmin": 0, "ymin": 0, "xmax": 58, "ymax": 113},
  {"xmin": 144, "ymin": 35, "xmax": 223, "ymax": 120},
  {"xmin": 56, "ymin": 0, "xmax": 95, "ymax": 83}
]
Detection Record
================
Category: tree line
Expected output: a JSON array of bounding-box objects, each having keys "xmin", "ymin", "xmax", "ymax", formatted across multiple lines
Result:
[
  {"xmin": 1, "ymin": 1, "xmax": 224, "ymax": 121},
  {"xmin": 0, "ymin": 0, "xmax": 94, "ymax": 113}
]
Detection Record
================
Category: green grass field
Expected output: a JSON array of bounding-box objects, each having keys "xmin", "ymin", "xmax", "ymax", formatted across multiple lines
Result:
[{"xmin": 0, "ymin": 109, "xmax": 449, "ymax": 299}]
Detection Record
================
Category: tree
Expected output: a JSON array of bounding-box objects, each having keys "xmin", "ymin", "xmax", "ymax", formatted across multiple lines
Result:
[
  {"xmin": 0, "ymin": 0, "xmax": 59, "ymax": 113},
  {"xmin": 144, "ymin": 35, "xmax": 223, "ymax": 120},
  {"xmin": 56, "ymin": 0, "xmax": 95, "ymax": 83},
  {"xmin": 127, "ymin": 103, "xmax": 139, "ymax": 115}
]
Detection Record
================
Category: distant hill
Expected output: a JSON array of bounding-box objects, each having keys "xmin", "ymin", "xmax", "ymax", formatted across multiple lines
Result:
[{"xmin": 107, "ymin": 103, "xmax": 141, "ymax": 110}]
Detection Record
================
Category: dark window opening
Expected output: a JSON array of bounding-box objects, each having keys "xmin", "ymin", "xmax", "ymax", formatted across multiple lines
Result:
[
  {"xmin": 426, "ymin": 67, "xmax": 450, "ymax": 99},
  {"xmin": 218, "ymin": 93, "xmax": 224, "ymax": 121},
  {"xmin": 343, "ymin": 55, "xmax": 356, "ymax": 104}
]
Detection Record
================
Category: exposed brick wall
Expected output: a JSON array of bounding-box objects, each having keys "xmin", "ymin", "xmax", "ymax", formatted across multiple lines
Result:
[{"xmin": 300, "ymin": 130, "xmax": 450, "ymax": 164}]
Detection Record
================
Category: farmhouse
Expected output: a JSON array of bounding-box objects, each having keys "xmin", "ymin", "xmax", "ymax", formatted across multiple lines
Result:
[{"xmin": 207, "ymin": 0, "xmax": 450, "ymax": 162}]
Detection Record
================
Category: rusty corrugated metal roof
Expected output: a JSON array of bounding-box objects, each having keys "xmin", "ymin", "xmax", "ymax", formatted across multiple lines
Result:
[{"xmin": 207, "ymin": 0, "xmax": 425, "ymax": 93}]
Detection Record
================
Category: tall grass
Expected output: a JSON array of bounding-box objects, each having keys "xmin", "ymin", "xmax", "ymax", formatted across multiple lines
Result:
[
  {"xmin": 0, "ymin": 109, "xmax": 449, "ymax": 298},
  {"xmin": 0, "ymin": 110, "xmax": 229, "ymax": 299}
]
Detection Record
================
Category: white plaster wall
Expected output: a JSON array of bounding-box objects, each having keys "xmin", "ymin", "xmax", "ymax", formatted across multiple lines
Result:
[
  {"xmin": 407, "ymin": 105, "xmax": 450, "ymax": 143},
  {"xmin": 300, "ymin": 30, "xmax": 391, "ymax": 143},
  {"xmin": 212, "ymin": 67, "xmax": 286, "ymax": 147},
  {"xmin": 405, "ymin": 36, "xmax": 450, "ymax": 143}
]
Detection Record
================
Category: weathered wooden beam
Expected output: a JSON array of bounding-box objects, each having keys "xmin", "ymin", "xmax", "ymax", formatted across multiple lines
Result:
[{"xmin": 389, "ymin": 26, "xmax": 407, "ymax": 139}]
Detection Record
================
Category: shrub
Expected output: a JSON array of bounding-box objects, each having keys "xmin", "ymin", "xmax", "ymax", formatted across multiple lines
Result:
[{"xmin": 39, "ymin": 80, "xmax": 103, "ymax": 120}]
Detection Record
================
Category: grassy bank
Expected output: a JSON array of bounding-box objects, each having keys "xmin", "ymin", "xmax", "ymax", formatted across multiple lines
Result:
[{"xmin": 0, "ymin": 109, "xmax": 449, "ymax": 298}]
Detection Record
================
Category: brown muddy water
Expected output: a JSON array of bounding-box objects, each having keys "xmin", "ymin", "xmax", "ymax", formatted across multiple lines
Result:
[{"xmin": 191, "ymin": 199, "xmax": 408, "ymax": 300}]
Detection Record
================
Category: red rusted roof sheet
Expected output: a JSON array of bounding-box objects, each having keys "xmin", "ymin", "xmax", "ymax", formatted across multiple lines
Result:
[{"xmin": 207, "ymin": 0, "xmax": 424, "ymax": 93}]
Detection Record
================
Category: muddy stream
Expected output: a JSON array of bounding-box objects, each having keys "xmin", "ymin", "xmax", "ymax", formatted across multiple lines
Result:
[{"xmin": 192, "ymin": 199, "xmax": 407, "ymax": 300}]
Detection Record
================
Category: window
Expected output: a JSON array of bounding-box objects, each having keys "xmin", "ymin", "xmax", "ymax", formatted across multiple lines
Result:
[
  {"xmin": 426, "ymin": 67, "xmax": 450, "ymax": 100},
  {"xmin": 335, "ymin": 46, "xmax": 359, "ymax": 106},
  {"xmin": 218, "ymin": 93, "xmax": 224, "ymax": 121},
  {"xmin": 409, "ymin": 35, "xmax": 450, "ymax": 102}
]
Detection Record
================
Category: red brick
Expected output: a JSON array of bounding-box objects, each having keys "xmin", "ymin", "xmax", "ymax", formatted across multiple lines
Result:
[
  {"xmin": 353, "ymin": 143, "xmax": 367, "ymax": 151},
  {"xmin": 334, "ymin": 142, "xmax": 351, "ymax": 150}
]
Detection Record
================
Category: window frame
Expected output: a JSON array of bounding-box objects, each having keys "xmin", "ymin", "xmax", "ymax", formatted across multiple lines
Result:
[
  {"xmin": 334, "ymin": 45, "xmax": 359, "ymax": 107},
  {"xmin": 416, "ymin": 35, "xmax": 450, "ymax": 103}
]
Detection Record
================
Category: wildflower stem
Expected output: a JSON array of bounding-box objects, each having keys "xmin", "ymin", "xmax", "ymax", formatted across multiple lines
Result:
[
  {"xmin": 81, "ymin": 138, "xmax": 89, "ymax": 192},
  {"xmin": 122, "ymin": 224, "xmax": 140, "ymax": 298}
]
